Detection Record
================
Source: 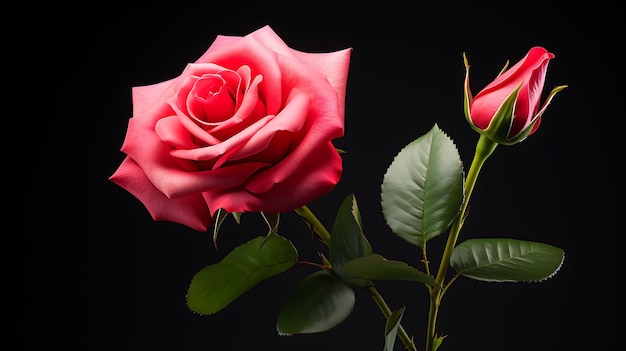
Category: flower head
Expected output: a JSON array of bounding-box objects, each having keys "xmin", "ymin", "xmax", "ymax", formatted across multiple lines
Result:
[{"xmin": 109, "ymin": 26, "xmax": 352, "ymax": 231}]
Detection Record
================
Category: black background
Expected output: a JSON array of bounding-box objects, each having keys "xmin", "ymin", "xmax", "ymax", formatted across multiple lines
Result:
[{"xmin": 11, "ymin": 2, "xmax": 621, "ymax": 350}]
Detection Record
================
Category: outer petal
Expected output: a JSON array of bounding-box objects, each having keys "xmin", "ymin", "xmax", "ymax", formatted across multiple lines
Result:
[
  {"xmin": 478, "ymin": 47, "xmax": 553, "ymax": 94},
  {"xmin": 204, "ymin": 141, "xmax": 342, "ymax": 214},
  {"xmin": 243, "ymin": 79, "xmax": 343, "ymax": 194},
  {"xmin": 109, "ymin": 157, "xmax": 212, "ymax": 231},
  {"xmin": 290, "ymin": 48, "xmax": 352, "ymax": 118},
  {"xmin": 131, "ymin": 78, "xmax": 176, "ymax": 116},
  {"xmin": 246, "ymin": 26, "xmax": 351, "ymax": 122},
  {"xmin": 248, "ymin": 25, "xmax": 351, "ymax": 117}
]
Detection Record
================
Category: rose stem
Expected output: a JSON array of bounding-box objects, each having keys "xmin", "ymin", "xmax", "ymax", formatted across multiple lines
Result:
[{"xmin": 425, "ymin": 134, "xmax": 497, "ymax": 351}]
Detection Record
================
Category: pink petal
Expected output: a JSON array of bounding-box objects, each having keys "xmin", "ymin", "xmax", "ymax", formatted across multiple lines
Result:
[
  {"xmin": 154, "ymin": 115, "xmax": 197, "ymax": 150},
  {"xmin": 169, "ymin": 114, "xmax": 273, "ymax": 161},
  {"xmin": 109, "ymin": 157, "xmax": 212, "ymax": 231},
  {"xmin": 205, "ymin": 141, "xmax": 342, "ymax": 214},
  {"xmin": 290, "ymin": 48, "xmax": 352, "ymax": 118},
  {"xmin": 226, "ymin": 90, "xmax": 309, "ymax": 161},
  {"xmin": 121, "ymin": 115, "xmax": 270, "ymax": 197}
]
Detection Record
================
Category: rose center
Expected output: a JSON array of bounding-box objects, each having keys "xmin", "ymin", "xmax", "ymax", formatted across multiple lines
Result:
[{"xmin": 191, "ymin": 74, "xmax": 236, "ymax": 123}]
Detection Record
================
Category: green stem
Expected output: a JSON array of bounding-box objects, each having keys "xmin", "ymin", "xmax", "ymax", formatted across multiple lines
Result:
[
  {"xmin": 294, "ymin": 206, "xmax": 331, "ymax": 246},
  {"xmin": 425, "ymin": 135, "xmax": 498, "ymax": 351},
  {"xmin": 295, "ymin": 205, "xmax": 417, "ymax": 351}
]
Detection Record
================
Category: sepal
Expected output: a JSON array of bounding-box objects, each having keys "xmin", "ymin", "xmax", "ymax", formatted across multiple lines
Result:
[
  {"xmin": 481, "ymin": 84, "xmax": 525, "ymax": 145},
  {"xmin": 535, "ymin": 84, "xmax": 569, "ymax": 121}
]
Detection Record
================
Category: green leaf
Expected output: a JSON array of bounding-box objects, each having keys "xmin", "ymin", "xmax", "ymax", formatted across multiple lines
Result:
[
  {"xmin": 329, "ymin": 194, "xmax": 373, "ymax": 286},
  {"xmin": 187, "ymin": 234, "xmax": 298, "ymax": 315},
  {"xmin": 450, "ymin": 238, "xmax": 565, "ymax": 282},
  {"xmin": 381, "ymin": 124, "xmax": 464, "ymax": 248},
  {"xmin": 276, "ymin": 270, "xmax": 355, "ymax": 335},
  {"xmin": 384, "ymin": 306, "xmax": 405, "ymax": 351},
  {"xmin": 341, "ymin": 254, "xmax": 436, "ymax": 287}
]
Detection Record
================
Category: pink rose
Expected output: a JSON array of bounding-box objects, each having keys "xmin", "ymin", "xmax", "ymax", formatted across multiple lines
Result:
[
  {"xmin": 463, "ymin": 46, "xmax": 566, "ymax": 145},
  {"xmin": 110, "ymin": 25, "xmax": 352, "ymax": 231}
]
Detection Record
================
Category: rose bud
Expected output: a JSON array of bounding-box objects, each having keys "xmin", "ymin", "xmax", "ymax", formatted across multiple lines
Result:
[{"xmin": 463, "ymin": 46, "xmax": 567, "ymax": 145}]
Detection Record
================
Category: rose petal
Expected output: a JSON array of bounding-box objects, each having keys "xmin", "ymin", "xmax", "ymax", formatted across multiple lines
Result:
[
  {"xmin": 168, "ymin": 114, "xmax": 274, "ymax": 162},
  {"xmin": 109, "ymin": 157, "xmax": 212, "ymax": 231},
  {"xmin": 224, "ymin": 90, "xmax": 309, "ymax": 161},
  {"xmin": 131, "ymin": 78, "xmax": 176, "ymax": 116},
  {"xmin": 205, "ymin": 141, "xmax": 341, "ymax": 214},
  {"xmin": 154, "ymin": 115, "xmax": 197, "ymax": 150},
  {"xmin": 290, "ymin": 48, "xmax": 352, "ymax": 118},
  {"xmin": 122, "ymin": 115, "xmax": 271, "ymax": 197},
  {"xmin": 196, "ymin": 28, "xmax": 283, "ymax": 116}
]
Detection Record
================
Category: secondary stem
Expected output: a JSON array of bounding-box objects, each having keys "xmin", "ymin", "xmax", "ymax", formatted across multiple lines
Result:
[
  {"xmin": 425, "ymin": 135, "xmax": 497, "ymax": 351},
  {"xmin": 295, "ymin": 205, "xmax": 417, "ymax": 351}
]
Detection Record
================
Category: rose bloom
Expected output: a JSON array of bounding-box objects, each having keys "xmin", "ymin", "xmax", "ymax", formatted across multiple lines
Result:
[
  {"xmin": 463, "ymin": 46, "xmax": 566, "ymax": 145},
  {"xmin": 110, "ymin": 25, "xmax": 352, "ymax": 231}
]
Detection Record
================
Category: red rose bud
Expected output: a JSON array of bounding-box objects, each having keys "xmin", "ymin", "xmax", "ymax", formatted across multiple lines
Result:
[{"xmin": 463, "ymin": 47, "xmax": 567, "ymax": 145}]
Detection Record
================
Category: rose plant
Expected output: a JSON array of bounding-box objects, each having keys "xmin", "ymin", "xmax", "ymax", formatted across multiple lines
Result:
[{"xmin": 110, "ymin": 26, "xmax": 567, "ymax": 351}]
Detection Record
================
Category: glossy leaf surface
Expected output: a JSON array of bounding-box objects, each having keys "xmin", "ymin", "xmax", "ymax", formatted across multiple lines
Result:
[
  {"xmin": 276, "ymin": 270, "xmax": 355, "ymax": 335},
  {"xmin": 187, "ymin": 234, "xmax": 298, "ymax": 315},
  {"xmin": 330, "ymin": 194, "xmax": 373, "ymax": 287},
  {"xmin": 341, "ymin": 254, "xmax": 436, "ymax": 287},
  {"xmin": 450, "ymin": 238, "xmax": 564, "ymax": 282},
  {"xmin": 381, "ymin": 124, "xmax": 464, "ymax": 248}
]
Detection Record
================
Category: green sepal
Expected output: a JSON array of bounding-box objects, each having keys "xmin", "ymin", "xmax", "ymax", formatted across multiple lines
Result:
[
  {"xmin": 480, "ymin": 84, "xmax": 522, "ymax": 144},
  {"xmin": 463, "ymin": 53, "xmax": 474, "ymax": 128},
  {"xmin": 513, "ymin": 84, "xmax": 568, "ymax": 145},
  {"xmin": 212, "ymin": 208, "xmax": 229, "ymax": 250},
  {"xmin": 462, "ymin": 53, "xmax": 510, "ymax": 129},
  {"xmin": 186, "ymin": 234, "xmax": 298, "ymax": 315},
  {"xmin": 260, "ymin": 212, "xmax": 280, "ymax": 247},
  {"xmin": 212, "ymin": 209, "xmax": 245, "ymax": 250},
  {"xmin": 276, "ymin": 270, "xmax": 355, "ymax": 335},
  {"xmin": 534, "ymin": 84, "xmax": 569, "ymax": 124},
  {"xmin": 450, "ymin": 238, "xmax": 564, "ymax": 282},
  {"xmin": 261, "ymin": 212, "xmax": 279, "ymax": 235}
]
